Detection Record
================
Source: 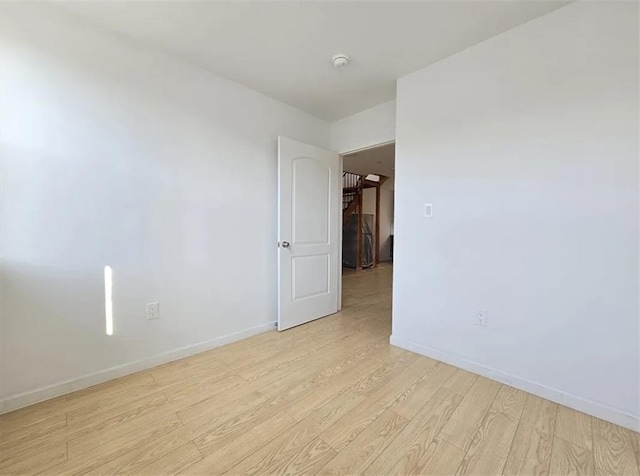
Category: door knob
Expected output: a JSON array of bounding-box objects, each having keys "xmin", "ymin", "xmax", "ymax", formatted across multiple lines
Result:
[{"xmin": 281, "ymin": 241, "xmax": 290, "ymax": 248}]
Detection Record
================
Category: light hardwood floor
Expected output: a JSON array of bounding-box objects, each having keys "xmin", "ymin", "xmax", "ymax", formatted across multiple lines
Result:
[{"xmin": 1, "ymin": 263, "xmax": 639, "ymax": 475}]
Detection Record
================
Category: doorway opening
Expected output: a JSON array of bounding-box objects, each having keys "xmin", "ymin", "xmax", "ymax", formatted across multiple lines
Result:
[{"xmin": 340, "ymin": 142, "xmax": 395, "ymax": 320}]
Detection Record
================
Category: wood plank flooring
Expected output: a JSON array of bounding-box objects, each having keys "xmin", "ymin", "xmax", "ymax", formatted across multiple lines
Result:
[{"xmin": 1, "ymin": 263, "xmax": 639, "ymax": 475}]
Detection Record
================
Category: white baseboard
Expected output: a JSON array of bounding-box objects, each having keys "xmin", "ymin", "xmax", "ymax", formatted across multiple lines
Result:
[
  {"xmin": 0, "ymin": 322, "xmax": 276, "ymax": 415},
  {"xmin": 390, "ymin": 334, "xmax": 640, "ymax": 433}
]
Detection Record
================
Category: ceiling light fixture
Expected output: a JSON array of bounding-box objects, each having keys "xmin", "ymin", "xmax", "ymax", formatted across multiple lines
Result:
[{"xmin": 332, "ymin": 53, "xmax": 350, "ymax": 70}]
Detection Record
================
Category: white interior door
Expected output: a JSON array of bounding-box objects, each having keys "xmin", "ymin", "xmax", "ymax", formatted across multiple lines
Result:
[{"xmin": 278, "ymin": 136, "xmax": 340, "ymax": 331}]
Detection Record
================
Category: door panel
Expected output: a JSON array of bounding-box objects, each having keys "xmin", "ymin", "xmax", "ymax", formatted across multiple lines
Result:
[
  {"xmin": 278, "ymin": 137, "xmax": 339, "ymax": 331},
  {"xmin": 293, "ymin": 158, "xmax": 330, "ymax": 244},
  {"xmin": 292, "ymin": 254, "xmax": 330, "ymax": 300}
]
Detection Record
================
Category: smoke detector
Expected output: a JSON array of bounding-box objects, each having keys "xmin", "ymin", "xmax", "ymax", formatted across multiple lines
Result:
[{"xmin": 332, "ymin": 54, "xmax": 350, "ymax": 70}]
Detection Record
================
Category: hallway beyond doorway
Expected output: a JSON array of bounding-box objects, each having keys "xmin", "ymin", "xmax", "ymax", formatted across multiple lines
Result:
[{"xmin": 342, "ymin": 262, "xmax": 393, "ymax": 325}]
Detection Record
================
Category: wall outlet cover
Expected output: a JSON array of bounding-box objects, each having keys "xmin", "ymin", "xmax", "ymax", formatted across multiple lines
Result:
[
  {"xmin": 475, "ymin": 310, "xmax": 488, "ymax": 326},
  {"xmin": 146, "ymin": 302, "xmax": 159, "ymax": 320}
]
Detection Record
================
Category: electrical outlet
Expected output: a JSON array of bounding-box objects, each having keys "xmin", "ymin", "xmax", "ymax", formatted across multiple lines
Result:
[
  {"xmin": 146, "ymin": 302, "xmax": 159, "ymax": 320},
  {"xmin": 475, "ymin": 310, "xmax": 488, "ymax": 326}
]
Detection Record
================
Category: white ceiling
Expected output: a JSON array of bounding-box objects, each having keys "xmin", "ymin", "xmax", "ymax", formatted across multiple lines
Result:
[
  {"xmin": 55, "ymin": 1, "xmax": 570, "ymax": 121},
  {"xmin": 343, "ymin": 143, "xmax": 395, "ymax": 189}
]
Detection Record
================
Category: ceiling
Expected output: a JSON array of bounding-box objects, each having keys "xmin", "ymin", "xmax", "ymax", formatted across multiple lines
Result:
[
  {"xmin": 55, "ymin": 1, "xmax": 570, "ymax": 121},
  {"xmin": 343, "ymin": 143, "xmax": 395, "ymax": 189}
]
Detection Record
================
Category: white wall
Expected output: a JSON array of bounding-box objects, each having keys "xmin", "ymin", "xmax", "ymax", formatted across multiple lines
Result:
[
  {"xmin": 361, "ymin": 185, "xmax": 394, "ymax": 262},
  {"xmin": 392, "ymin": 1, "xmax": 639, "ymax": 431},
  {"xmin": 362, "ymin": 187, "xmax": 377, "ymax": 216},
  {"xmin": 0, "ymin": 3, "xmax": 331, "ymax": 411},
  {"xmin": 379, "ymin": 182, "xmax": 394, "ymax": 262},
  {"xmin": 331, "ymin": 100, "xmax": 396, "ymax": 154}
]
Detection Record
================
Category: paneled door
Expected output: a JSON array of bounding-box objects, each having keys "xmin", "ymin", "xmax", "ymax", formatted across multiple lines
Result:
[{"xmin": 277, "ymin": 136, "xmax": 340, "ymax": 330}]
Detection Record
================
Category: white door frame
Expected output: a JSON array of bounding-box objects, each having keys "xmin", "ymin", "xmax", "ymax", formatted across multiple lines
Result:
[
  {"xmin": 338, "ymin": 139, "xmax": 395, "ymax": 311},
  {"xmin": 338, "ymin": 154, "xmax": 343, "ymax": 311}
]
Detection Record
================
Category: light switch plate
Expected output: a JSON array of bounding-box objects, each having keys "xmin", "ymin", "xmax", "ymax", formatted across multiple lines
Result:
[{"xmin": 424, "ymin": 203, "xmax": 433, "ymax": 218}]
